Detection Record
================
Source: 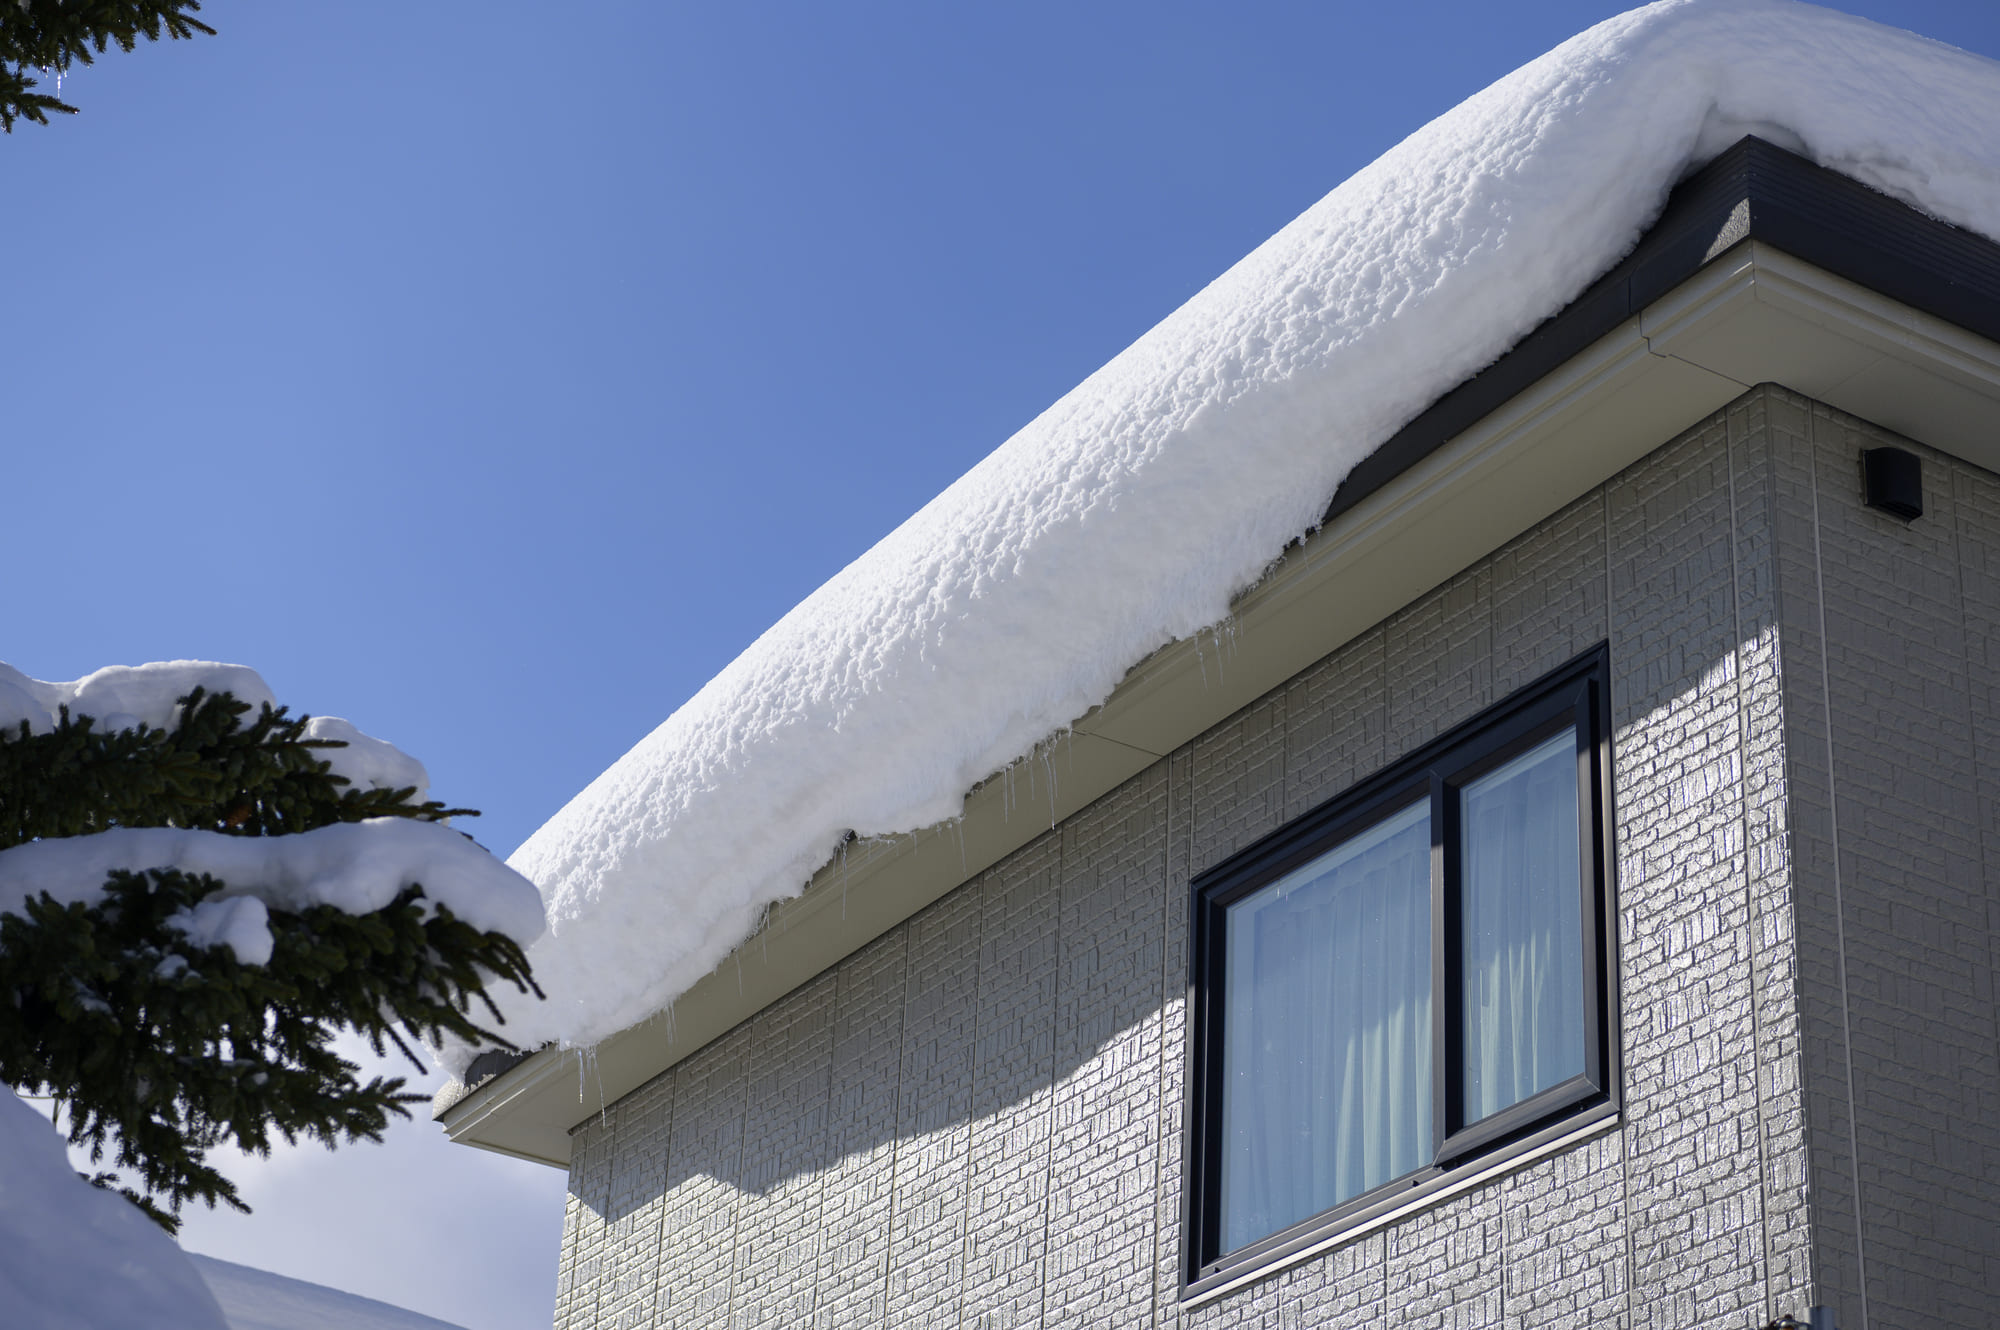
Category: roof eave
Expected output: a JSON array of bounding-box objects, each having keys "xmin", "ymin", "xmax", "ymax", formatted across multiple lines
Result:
[{"xmin": 438, "ymin": 139, "xmax": 2000, "ymax": 1168}]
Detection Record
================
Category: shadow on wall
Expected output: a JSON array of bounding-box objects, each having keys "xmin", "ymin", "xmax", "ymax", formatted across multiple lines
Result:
[
  {"xmin": 557, "ymin": 381, "xmax": 2000, "ymax": 1330},
  {"xmin": 580, "ymin": 752, "xmax": 1183, "ymax": 1222}
]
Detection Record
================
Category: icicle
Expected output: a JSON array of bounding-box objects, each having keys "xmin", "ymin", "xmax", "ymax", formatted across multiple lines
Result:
[
  {"xmin": 575, "ymin": 1044, "xmax": 609, "ymax": 1128},
  {"xmin": 1041, "ymin": 744, "xmax": 1059, "ymax": 828},
  {"xmin": 839, "ymin": 832, "xmax": 853, "ymax": 921}
]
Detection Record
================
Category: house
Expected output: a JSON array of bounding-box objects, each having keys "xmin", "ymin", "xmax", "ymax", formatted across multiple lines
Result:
[{"xmin": 435, "ymin": 6, "xmax": 2000, "ymax": 1327}]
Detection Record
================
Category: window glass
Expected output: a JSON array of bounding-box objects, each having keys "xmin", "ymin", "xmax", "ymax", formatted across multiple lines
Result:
[
  {"xmin": 1458, "ymin": 729, "xmax": 1585, "ymax": 1125},
  {"xmin": 1220, "ymin": 800, "xmax": 1430, "ymax": 1252},
  {"xmin": 1189, "ymin": 649, "xmax": 1612, "ymax": 1289}
]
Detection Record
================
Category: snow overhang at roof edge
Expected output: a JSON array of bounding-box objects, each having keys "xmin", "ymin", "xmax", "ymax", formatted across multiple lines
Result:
[
  {"xmin": 487, "ymin": 2, "xmax": 2000, "ymax": 1086},
  {"xmin": 437, "ymin": 136, "xmax": 2000, "ymax": 1161}
]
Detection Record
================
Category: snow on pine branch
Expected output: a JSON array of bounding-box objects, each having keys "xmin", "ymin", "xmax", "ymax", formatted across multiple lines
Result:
[
  {"xmin": 0, "ymin": 820, "xmax": 544, "ymax": 960},
  {"xmin": 0, "ymin": 660, "xmax": 542, "ymax": 954},
  {"xmin": 0, "ymin": 660, "xmax": 430, "ymax": 798},
  {"xmin": 0, "ymin": 661, "xmax": 274, "ymax": 735}
]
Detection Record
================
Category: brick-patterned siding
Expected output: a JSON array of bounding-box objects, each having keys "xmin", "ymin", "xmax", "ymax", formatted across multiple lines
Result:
[
  {"xmin": 1768, "ymin": 390, "xmax": 2000, "ymax": 1330},
  {"xmin": 553, "ymin": 385, "xmax": 1996, "ymax": 1329}
]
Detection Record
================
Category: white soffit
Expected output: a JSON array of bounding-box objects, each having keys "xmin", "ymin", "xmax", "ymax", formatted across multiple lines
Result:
[{"xmin": 437, "ymin": 240, "xmax": 2000, "ymax": 1167}]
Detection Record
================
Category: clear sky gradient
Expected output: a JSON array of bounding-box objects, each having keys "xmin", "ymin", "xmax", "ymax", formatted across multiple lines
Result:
[{"xmin": 10, "ymin": 3, "xmax": 2000, "ymax": 1327}]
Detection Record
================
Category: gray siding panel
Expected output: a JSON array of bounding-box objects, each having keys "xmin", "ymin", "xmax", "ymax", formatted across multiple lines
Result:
[
  {"xmin": 1043, "ymin": 765, "xmax": 1169, "ymax": 1330},
  {"xmin": 961, "ymin": 832, "xmax": 1061, "ymax": 1330},
  {"xmin": 1281, "ymin": 625, "xmax": 1386, "ymax": 825},
  {"xmin": 604, "ymin": 1079, "xmax": 673, "ymax": 1330},
  {"xmin": 1155, "ymin": 747, "xmax": 1194, "ymax": 1330},
  {"xmin": 657, "ymin": 1026, "xmax": 748, "ymax": 1327},
  {"xmin": 1956, "ymin": 459, "xmax": 2000, "ymax": 1322},
  {"xmin": 728, "ymin": 971, "xmax": 833, "ymax": 1330},
  {"xmin": 1778, "ymin": 395, "xmax": 2000, "ymax": 1329},
  {"xmin": 552, "ymin": 384, "xmax": 1997, "ymax": 1329},
  {"xmin": 1608, "ymin": 411, "xmax": 1774, "ymax": 1329},
  {"xmin": 812, "ymin": 930, "xmax": 905, "ymax": 1330},
  {"xmin": 1729, "ymin": 392, "xmax": 1815, "ymax": 1316},
  {"xmin": 1768, "ymin": 388, "xmax": 1868, "ymax": 1322},
  {"xmin": 883, "ymin": 882, "xmax": 982, "ymax": 1327},
  {"xmin": 1384, "ymin": 564, "xmax": 1493, "ymax": 767},
  {"xmin": 1498, "ymin": 1129, "xmax": 1629, "ymax": 1329},
  {"xmin": 557, "ymin": 1094, "xmax": 617, "ymax": 1330}
]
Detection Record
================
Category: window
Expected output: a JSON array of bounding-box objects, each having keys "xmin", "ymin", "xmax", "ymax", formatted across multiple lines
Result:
[{"xmin": 1184, "ymin": 646, "xmax": 1616, "ymax": 1295}]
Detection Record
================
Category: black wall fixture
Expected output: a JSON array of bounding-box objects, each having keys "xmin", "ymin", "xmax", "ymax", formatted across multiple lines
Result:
[{"xmin": 1862, "ymin": 446, "xmax": 1923, "ymax": 520}]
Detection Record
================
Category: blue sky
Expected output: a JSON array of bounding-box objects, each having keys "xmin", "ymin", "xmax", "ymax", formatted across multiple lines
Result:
[{"xmin": 10, "ymin": 2, "xmax": 2000, "ymax": 1327}]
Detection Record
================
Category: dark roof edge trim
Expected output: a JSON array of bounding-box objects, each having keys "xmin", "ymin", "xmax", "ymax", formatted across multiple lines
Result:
[{"xmin": 1324, "ymin": 136, "xmax": 2000, "ymax": 524}]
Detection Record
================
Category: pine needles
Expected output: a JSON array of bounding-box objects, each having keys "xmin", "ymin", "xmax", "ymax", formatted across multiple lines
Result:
[
  {"xmin": 2, "ymin": 1, "xmax": 215, "ymax": 131},
  {"xmin": 0, "ymin": 689, "xmax": 542, "ymax": 1230}
]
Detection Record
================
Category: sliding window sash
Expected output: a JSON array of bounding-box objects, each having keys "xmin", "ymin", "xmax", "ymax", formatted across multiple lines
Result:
[{"xmin": 1184, "ymin": 645, "xmax": 1617, "ymax": 1295}]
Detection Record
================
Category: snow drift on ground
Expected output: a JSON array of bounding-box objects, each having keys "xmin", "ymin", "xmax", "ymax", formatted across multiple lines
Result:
[
  {"xmin": 189, "ymin": 1254, "xmax": 473, "ymax": 1330},
  {"xmin": 0, "ymin": 1088, "xmax": 231, "ymax": 1330},
  {"xmin": 494, "ymin": 0, "xmax": 2000, "ymax": 1066}
]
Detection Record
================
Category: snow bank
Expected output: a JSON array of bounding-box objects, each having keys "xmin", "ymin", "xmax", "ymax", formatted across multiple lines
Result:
[
  {"xmin": 495, "ymin": 0, "xmax": 2000, "ymax": 1064},
  {"xmin": 0, "ymin": 820, "xmax": 545, "ymax": 957},
  {"xmin": 0, "ymin": 661, "xmax": 430, "ymax": 798},
  {"xmin": 0, "ymin": 1088, "xmax": 230, "ymax": 1330}
]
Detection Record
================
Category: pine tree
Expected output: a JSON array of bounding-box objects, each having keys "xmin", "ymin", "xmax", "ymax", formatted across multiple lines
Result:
[
  {"xmin": 0, "ymin": 688, "xmax": 541, "ymax": 1232},
  {"xmin": 2, "ymin": 1, "xmax": 215, "ymax": 132}
]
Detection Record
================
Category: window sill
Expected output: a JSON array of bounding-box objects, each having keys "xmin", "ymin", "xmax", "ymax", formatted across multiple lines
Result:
[{"xmin": 1179, "ymin": 1104, "xmax": 1621, "ymax": 1308}]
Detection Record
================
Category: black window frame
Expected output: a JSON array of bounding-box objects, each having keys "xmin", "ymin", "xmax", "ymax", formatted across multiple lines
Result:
[{"xmin": 1183, "ymin": 644, "xmax": 1619, "ymax": 1297}]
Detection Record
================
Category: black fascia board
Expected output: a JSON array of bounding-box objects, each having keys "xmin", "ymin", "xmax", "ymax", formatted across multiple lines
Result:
[{"xmin": 1323, "ymin": 135, "xmax": 2000, "ymax": 524}]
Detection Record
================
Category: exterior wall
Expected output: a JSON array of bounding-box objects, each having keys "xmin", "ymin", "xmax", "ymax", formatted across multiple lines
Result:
[
  {"xmin": 553, "ymin": 385, "xmax": 1992, "ymax": 1329},
  {"xmin": 1765, "ymin": 390, "xmax": 2000, "ymax": 1329}
]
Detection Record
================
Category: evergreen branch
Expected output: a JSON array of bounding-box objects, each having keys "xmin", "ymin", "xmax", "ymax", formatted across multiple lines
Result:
[
  {"xmin": 0, "ymin": 868, "xmax": 540, "ymax": 1222},
  {"xmin": 2, "ymin": 1, "xmax": 214, "ymax": 132},
  {"xmin": 0, "ymin": 684, "xmax": 542, "ymax": 1229},
  {"xmin": 0, "ymin": 64, "xmax": 74, "ymax": 130},
  {"xmin": 0, "ymin": 688, "xmax": 470, "ymax": 852}
]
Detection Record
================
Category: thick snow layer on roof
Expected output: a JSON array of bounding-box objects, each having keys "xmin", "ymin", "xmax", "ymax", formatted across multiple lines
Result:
[
  {"xmin": 493, "ymin": 0, "xmax": 2000, "ymax": 1066},
  {"xmin": 0, "ymin": 1088, "xmax": 231, "ymax": 1330}
]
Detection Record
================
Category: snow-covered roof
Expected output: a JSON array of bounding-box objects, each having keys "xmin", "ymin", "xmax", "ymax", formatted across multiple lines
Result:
[
  {"xmin": 489, "ymin": 0, "xmax": 2000, "ymax": 1069},
  {"xmin": 189, "ymin": 1254, "xmax": 473, "ymax": 1330}
]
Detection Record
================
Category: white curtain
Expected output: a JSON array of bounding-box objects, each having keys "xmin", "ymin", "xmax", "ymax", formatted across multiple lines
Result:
[
  {"xmin": 1459, "ymin": 729, "xmax": 1585, "ymax": 1124},
  {"xmin": 1220, "ymin": 802, "xmax": 1431, "ymax": 1252}
]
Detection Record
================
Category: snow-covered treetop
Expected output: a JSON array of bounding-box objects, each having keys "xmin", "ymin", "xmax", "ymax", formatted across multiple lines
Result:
[
  {"xmin": 0, "ymin": 660, "xmax": 431, "ymax": 800},
  {"xmin": 0, "ymin": 660, "xmax": 275, "ymax": 736},
  {"xmin": 493, "ymin": 0, "xmax": 2000, "ymax": 1067}
]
